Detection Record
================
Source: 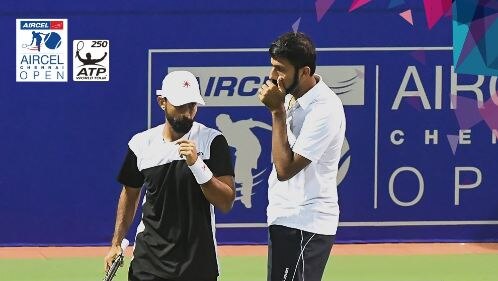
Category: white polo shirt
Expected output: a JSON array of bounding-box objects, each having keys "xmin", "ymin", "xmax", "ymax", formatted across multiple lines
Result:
[{"xmin": 267, "ymin": 74, "xmax": 346, "ymax": 235}]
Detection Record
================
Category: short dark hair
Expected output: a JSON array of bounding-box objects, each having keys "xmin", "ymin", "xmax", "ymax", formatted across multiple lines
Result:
[{"xmin": 269, "ymin": 32, "xmax": 316, "ymax": 74}]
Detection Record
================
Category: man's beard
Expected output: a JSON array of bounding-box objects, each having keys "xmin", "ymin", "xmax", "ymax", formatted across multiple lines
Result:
[
  {"xmin": 167, "ymin": 115, "xmax": 194, "ymax": 134},
  {"xmin": 273, "ymin": 69, "xmax": 300, "ymax": 95},
  {"xmin": 285, "ymin": 68, "xmax": 300, "ymax": 95}
]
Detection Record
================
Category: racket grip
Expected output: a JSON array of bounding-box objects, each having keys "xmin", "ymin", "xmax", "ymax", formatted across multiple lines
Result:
[
  {"xmin": 103, "ymin": 239, "xmax": 129, "ymax": 281},
  {"xmin": 103, "ymin": 255, "xmax": 123, "ymax": 281}
]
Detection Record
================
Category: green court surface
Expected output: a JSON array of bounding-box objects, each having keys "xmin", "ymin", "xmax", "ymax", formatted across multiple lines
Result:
[{"xmin": 0, "ymin": 254, "xmax": 497, "ymax": 281}]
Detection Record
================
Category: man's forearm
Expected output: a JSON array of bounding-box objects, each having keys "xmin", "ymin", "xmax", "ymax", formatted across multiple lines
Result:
[
  {"xmin": 111, "ymin": 186, "xmax": 141, "ymax": 246},
  {"xmin": 271, "ymin": 109, "xmax": 294, "ymax": 179},
  {"xmin": 201, "ymin": 176, "xmax": 235, "ymax": 213}
]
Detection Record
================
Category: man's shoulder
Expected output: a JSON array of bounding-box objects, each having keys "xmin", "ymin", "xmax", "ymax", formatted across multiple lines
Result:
[
  {"xmin": 315, "ymin": 79, "xmax": 336, "ymax": 98},
  {"xmin": 194, "ymin": 122, "xmax": 225, "ymax": 147},
  {"xmin": 195, "ymin": 122, "xmax": 222, "ymax": 140},
  {"xmin": 128, "ymin": 124, "xmax": 162, "ymax": 151},
  {"xmin": 301, "ymin": 90, "xmax": 344, "ymax": 131},
  {"xmin": 193, "ymin": 122, "xmax": 226, "ymax": 159},
  {"xmin": 311, "ymin": 79, "xmax": 344, "ymax": 111},
  {"xmin": 131, "ymin": 124, "xmax": 161, "ymax": 141}
]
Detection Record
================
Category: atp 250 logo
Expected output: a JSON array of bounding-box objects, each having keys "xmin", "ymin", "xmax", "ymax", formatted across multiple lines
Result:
[{"xmin": 73, "ymin": 40, "xmax": 110, "ymax": 81}]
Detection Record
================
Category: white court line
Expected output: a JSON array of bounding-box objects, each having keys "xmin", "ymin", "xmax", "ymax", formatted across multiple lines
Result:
[
  {"xmin": 216, "ymin": 221, "xmax": 498, "ymax": 228},
  {"xmin": 342, "ymin": 221, "xmax": 498, "ymax": 226},
  {"xmin": 374, "ymin": 65, "xmax": 379, "ymax": 209}
]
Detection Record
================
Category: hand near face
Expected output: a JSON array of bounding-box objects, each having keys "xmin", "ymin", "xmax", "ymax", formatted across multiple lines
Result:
[
  {"xmin": 258, "ymin": 77, "xmax": 286, "ymax": 113},
  {"xmin": 176, "ymin": 140, "xmax": 198, "ymax": 166}
]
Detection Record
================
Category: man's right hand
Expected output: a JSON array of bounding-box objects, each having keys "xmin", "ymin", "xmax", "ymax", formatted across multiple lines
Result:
[
  {"xmin": 258, "ymin": 77, "xmax": 286, "ymax": 113},
  {"xmin": 104, "ymin": 245, "xmax": 122, "ymax": 272}
]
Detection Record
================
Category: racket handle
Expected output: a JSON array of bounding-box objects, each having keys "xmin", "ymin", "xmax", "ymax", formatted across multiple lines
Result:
[
  {"xmin": 103, "ymin": 239, "xmax": 129, "ymax": 281},
  {"xmin": 103, "ymin": 255, "xmax": 123, "ymax": 281}
]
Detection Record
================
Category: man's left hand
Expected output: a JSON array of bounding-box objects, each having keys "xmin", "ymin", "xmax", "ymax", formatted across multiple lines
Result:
[
  {"xmin": 258, "ymin": 78, "xmax": 286, "ymax": 112},
  {"xmin": 177, "ymin": 140, "xmax": 198, "ymax": 166}
]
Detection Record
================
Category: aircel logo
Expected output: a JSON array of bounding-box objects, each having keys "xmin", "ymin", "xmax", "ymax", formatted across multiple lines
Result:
[{"xmin": 168, "ymin": 66, "xmax": 365, "ymax": 106}]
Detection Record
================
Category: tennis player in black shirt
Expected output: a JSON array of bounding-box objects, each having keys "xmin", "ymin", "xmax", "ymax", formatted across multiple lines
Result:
[{"xmin": 105, "ymin": 70, "xmax": 235, "ymax": 281}]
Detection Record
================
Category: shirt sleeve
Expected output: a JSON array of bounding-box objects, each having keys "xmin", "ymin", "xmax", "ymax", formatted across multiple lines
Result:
[
  {"xmin": 207, "ymin": 135, "xmax": 235, "ymax": 177},
  {"xmin": 292, "ymin": 105, "xmax": 343, "ymax": 162},
  {"xmin": 117, "ymin": 147, "xmax": 145, "ymax": 188}
]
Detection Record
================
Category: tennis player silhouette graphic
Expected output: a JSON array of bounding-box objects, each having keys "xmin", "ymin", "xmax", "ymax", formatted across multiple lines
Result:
[{"xmin": 216, "ymin": 114, "xmax": 271, "ymax": 208}]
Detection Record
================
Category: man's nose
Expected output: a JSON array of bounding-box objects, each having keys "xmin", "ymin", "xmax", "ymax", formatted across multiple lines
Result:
[{"xmin": 269, "ymin": 67, "xmax": 279, "ymax": 79}]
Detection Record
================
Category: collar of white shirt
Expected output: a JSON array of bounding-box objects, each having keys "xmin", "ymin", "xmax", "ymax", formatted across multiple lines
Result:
[{"xmin": 295, "ymin": 74, "xmax": 325, "ymax": 110}]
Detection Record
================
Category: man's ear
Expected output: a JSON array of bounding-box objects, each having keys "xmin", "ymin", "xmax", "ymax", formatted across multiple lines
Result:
[
  {"xmin": 302, "ymin": 66, "xmax": 311, "ymax": 77},
  {"xmin": 157, "ymin": 96, "xmax": 166, "ymax": 110}
]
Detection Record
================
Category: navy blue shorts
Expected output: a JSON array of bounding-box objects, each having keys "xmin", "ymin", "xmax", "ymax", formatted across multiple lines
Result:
[{"xmin": 268, "ymin": 225, "xmax": 335, "ymax": 281}]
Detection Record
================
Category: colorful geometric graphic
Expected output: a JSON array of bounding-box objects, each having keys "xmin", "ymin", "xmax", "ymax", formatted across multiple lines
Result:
[
  {"xmin": 453, "ymin": 96, "xmax": 484, "ymax": 130},
  {"xmin": 399, "ymin": 9, "xmax": 414, "ymax": 26},
  {"xmin": 446, "ymin": 134, "xmax": 459, "ymax": 155},
  {"xmin": 410, "ymin": 50, "xmax": 426, "ymax": 64},
  {"xmin": 349, "ymin": 0, "xmax": 372, "ymax": 13},
  {"xmin": 479, "ymin": 95, "xmax": 498, "ymax": 138},
  {"xmin": 315, "ymin": 0, "xmax": 336, "ymax": 22},
  {"xmin": 453, "ymin": 0, "xmax": 498, "ymax": 76},
  {"xmin": 292, "ymin": 17, "xmax": 301, "ymax": 33},
  {"xmin": 423, "ymin": 0, "xmax": 452, "ymax": 29}
]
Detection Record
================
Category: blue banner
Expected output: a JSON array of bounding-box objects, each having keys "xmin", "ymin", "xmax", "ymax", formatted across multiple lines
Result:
[{"xmin": 1, "ymin": 0, "xmax": 497, "ymax": 245}]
